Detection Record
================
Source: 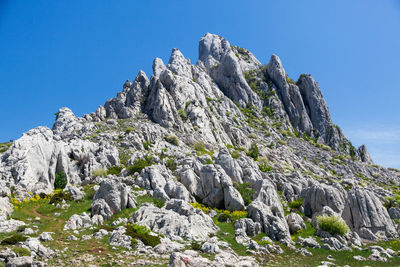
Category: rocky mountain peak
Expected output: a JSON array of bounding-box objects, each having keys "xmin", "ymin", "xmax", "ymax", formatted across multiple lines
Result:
[{"xmin": 1, "ymin": 33, "xmax": 398, "ymax": 266}]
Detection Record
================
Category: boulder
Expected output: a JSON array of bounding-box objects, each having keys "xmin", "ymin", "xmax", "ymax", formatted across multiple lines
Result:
[
  {"xmin": 23, "ymin": 238, "xmax": 54, "ymax": 258},
  {"xmin": 132, "ymin": 200, "xmax": 218, "ymax": 241},
  {"xmin": 91, "ymin": 179, "xmax": 136, "ymax": 220},
  {"xmin": 286, "ymin": 213, "xmax": 306, "ymax": 234},
  {"xmin": 302, "ymin": 183, "xmax": 346, "ymax": 217},
  {"xmin": 342, "ymin": 188, "xmax": 397, "ymax": 240},
  {"xmin": 247, "ymin": 201, "xmax": 290, "ymax": 241}
]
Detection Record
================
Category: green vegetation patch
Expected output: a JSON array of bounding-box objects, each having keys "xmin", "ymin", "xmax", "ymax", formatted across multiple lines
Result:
[
  {"xmin": 1, "ymin": 233, "xmax": 28, "ymax": 245},
  {"xmin": 164, "ymin": 134, "xmax": 179, "ymax": 146},
  {"xmin": 125, "ymin": 223, "xmax": 161, "ymax": 247},
  {"xmin": 233, "ymin": 182, "xmax": 254, "ymax": 206},
  {"xmin": 127, "ymin": 156, "xmax": 154, "ymax": 175},
  {"xmin": 54, "ymin": 171, "xmax": 67, "ymax": 189},
  {"xmin": 317, "ymin": 215, "xmax": 349, "ymax": 236}
]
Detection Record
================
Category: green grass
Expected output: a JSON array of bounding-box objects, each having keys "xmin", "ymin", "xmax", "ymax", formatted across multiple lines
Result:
[
  {"xmin": 126, "ymin": 156, "xmax": 154, "ymax": 175},
  {"xmin": 317, "ymin": 215, "xmax": 349, "ymax": 236},
  {"xmin": 194, "ymin": 142, "xmax": 213, "ymax": 156},
  {"xmin": 233, "ymin": 182, "xmax": 254, "ymax": 206},
  {"xmin": 0, "ymin": 142, "xmax": 12, "ymax": 153},
  {"xmin": 214, "ymin": 220, "xmax": 248, "ymax": 256}
]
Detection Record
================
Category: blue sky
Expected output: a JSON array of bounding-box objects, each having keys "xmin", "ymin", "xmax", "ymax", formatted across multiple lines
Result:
[{"xmin": 1, "ymin": 0, "xmax": 399, "ymax": 168}]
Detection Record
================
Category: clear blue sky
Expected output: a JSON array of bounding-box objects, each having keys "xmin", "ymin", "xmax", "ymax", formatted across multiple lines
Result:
[{"xmin": 1, "ymin": 0, "xmax": 400, "ymax": 168}]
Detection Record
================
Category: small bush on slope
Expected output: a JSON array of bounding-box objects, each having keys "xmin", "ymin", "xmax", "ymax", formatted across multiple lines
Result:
[{"xmin": 317, "ymin": 215, "xmax": 349, "ymax": 236}]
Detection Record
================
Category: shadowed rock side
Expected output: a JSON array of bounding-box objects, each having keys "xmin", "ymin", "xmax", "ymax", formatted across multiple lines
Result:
[{"xmin": 1, "ymin": 33, "xmax": 399, "ymax": 266}]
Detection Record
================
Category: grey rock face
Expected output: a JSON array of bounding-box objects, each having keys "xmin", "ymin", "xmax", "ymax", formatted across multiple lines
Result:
[
  {"xmin": 67, "ymin": 185, "xmax": 84, "ymax": 200},
  {"xmin": 267, "ymin": 55, "xmax": 312, "ymax": 135},
  {"xmin": 92, "ymin": 179, "xmax": 136, "ymax": 220},
  {"xmin": 64, "ymin": 212, "xmax": 92, "ymax": 230},
  {"xmin": 0, "ymin": 215, "xmax": 25, "ymax": 233},
  {"xmin": 286, "ymin": 213, "xmax": 306, "ymax": 234},
  {"xmin": 109, "ymin": 227, "xmax": 132, "ymax": 249},
  {"xmin": 302, "ymin": 183, "xmax": 346, "ymax": 217},
  {"xmin": 198, "ymin": 33, "xmax": 260, "ymax": 107},
  {"xmin": 0, "ymin": 126, "xmax": 119, "ymax": 195},
  {"xmin": 342, "ymin": 187, "xmax": 397, "ymax": 240},
  {"xmin": 296, "ymin": 74, "xmax": 334, "ymax": 143},
  {"xmin": 388, "ymin": 207, "xmax": 400, "ymax": 219},
  {"xmin": 198, "ymin": 164, "xmax": 244, "ymax": 211},
  {"xmin": 5, "ymin": 256, "xmax": 44, "ymax": 267},
  {"xmin": 297, "ymin": 237, "xmax": 320, "ymax": 248},
  {"xmin": 136, "ymin": 164, "xmax": 191, "ymax": 202},
  {"xmin": 104, "ymin": 71, "xmax": 150, "ymax": 119},
  {"xmin": 133, "ymin": 200, "xmax": 217, "ymax": 241},
  {"xmin": 247, "ymin": 200, "xmax": 290, "ymax": 241},
  {"xmin": 23, "ymin": 238, "xmax": 54, "ymax": 258},
  {"xmin": 356, "ymin": 144, "xmax": 374, "ymax": 164}
]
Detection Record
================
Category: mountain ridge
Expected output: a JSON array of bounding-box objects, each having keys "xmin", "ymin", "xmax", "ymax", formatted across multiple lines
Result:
[{"xmin": 0, "ymin": 33, "xmax": 399, "ymax": 266}]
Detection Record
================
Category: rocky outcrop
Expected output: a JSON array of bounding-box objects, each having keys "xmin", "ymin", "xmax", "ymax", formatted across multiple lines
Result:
[
  {"xmin": 342, "ymin": 187, "xmax": 397, "ymax": 240},
  {"xmin": 198, "ymin": 33, "xmax": 261, "ymax": 107},
  {"xmin": 198, "ymin": 165, "xmax": 245, "ymax": 211},
  {"xmin": 302, "ymin": 183, "xmax": 346, "ymax": 217},
  {"xmin": 0, "ymin": 127, "xmax": 119, "ymax": 195},
  {"xmin": 132, "ymin": 200, "xmax": 218, "ymax": 241},
  {"xmin": 136, "ymin": 164, "xmax": 192, "ymax": 202},
  {"xmin": 91, "ymin": 179, "xmax": 136, "ymax": 220}
]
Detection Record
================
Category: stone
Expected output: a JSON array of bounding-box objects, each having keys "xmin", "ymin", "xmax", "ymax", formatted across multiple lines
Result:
[
  {"xmin": 5, "ymin": 256, "xmax": 44, "ymax": 267},
  {"xmin": 23, "ymin": 238, "xmax": 54, "ymax": 258},
  {"xmin": 342, "ymin": 187, "xmax": 397, "ymax": 240},
  {"xmin": 388, "ymin": 207, "xmax": 400, "ymax": 220},
  {"xmin": 92, "ymin": 179, "xmax": 136, "ymax": 220},
  {"xmin": 247, "ymin": 200, "xmax": 290, "ymax": 241},
  {"xmin": 38, "ymin": 232, "xmax": 53, "ymax": 242},
  {"xmin": 67, "ymin": 185, "xmax": 84, "ymax": 200},
  {"xmin": 133, "ymin": 200, "xmax": 218, "ymax": 241},
  {"xmin": 64, "ymin": 213, "xmax": 92, "ymax": 230},
  {"xmin": 297, "ymin": 237, "xmax": 320, "ymax": 249},
  {"xmin": 109, "ymin": 227, "xmax": 132, "ymax": 249},
  {"xmin": 302, "ymin": 183, "xmax": 346, "ymax": 217},
  {"xmin": 201, "ymin": 242, "xmax": 220, "ymax": 254},
  {"xmin": 286, "ymin": 213, "xmax": 306, "ymax": 234},
  {"xmin": 0, "ymin": 248, "xmax": 16, "ymax": 261},
  {"xmin": 0, "ymin": 216, "xmax": 25, "ymax": 233}
]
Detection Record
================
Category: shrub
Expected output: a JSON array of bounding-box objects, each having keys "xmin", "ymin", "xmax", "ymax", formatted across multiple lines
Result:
[
  {"xmin": 1, "ymin": 234, "xmax": 28, "ymax": 245},
  {"xmin": 234, "ymin": 182, "xmax": 254, "ymax": 206},
  {"xmin": 154, "ymin": 198, "xmax": 165, "ymax": 208},
  {"xmin": 107, "ymin": 166, "xmax": 123, "ymax": 176},
  {"xmin": 142, "ymin": 140, "xmax": 151, "ymax": 150},
  {"xmin": 288, "ymin": 198, "xmax": 304, "ymax": 209},
  {"xmin": 125, "ymin": 127, "xmax": 135, "ymax": 134},
  {"xmin": 54, "ymin": 171, "xmax": 67, "ymax": 189},
  {"xmin": 49, "ymin": 191, "xmax": 72, "ymax": 204},
  {"xmin": 165, "ymin": 158, "xmax": 177, "ymax": 171},
  {"xmin": 317, "ymin": 215, "xmax": 349, "ymax": 236},
  {"xmin": 246, "ymin": 142, "xmax": 259, "ymax": 160},
  {"xmin": 259, "ymin": 163, "xmax": 272, "ymax": 173},
  {"xmin": 218, "ymin": 213, "xmax": 232, "ymax": 222},
  {"xmin": 127, "ymin": 156, "xmax": 154, "ymax": 175},
  {"xmin": 191, "ymin": 241, "xmax": 202, "ymax": 251},
  {"xmin": 194, "ymin": 142, "xmax": 212, "ymax": 156},
  {"xmin": 13, "ymin": 247, "xmax": 30, "ymax": 257},
  {"xmin": 92, "ymin": 168, "xmax": 107, "ymax": 178},
  {"xmin": 177, "ymin": 109, "xmax": 187, "ymax": 121},
  {"xmin": 165, "ymin": 135, "xmax": 179, "ymax": 146},
  {"xmin": 204, "ymin": 158, "xmax": 214, "ymax": 164},
  {"xmin": 0, "ymin": 142, "xmax": 12, "ymax": 154},
  {"xmin": 231, "ymin": 150, "xmax": 241, "ymax": 159},
  {"xmin": 125, "ymin": 223, "xmax": 161, "ymax": 247}
]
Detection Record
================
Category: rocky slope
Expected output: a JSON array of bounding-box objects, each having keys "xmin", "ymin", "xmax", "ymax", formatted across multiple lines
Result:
[{"xmin": 0, "ymin": 33, "xmax": 400, "ymax": 266}]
